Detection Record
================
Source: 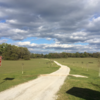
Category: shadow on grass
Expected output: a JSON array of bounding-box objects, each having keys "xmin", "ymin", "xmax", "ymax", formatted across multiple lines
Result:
[
  {"xmin": 4, "ymin": 77, "xmax": 14, "ymax": 80},
  {"xmin": 66, "ymin": 87, "xmax": 100, "ymax": 100},
  {"xmin": 0, "ymin": 77, "xmax": 14, "ymax": 84}
]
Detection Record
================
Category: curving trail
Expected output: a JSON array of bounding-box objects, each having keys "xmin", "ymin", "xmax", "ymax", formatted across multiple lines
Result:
[{"xmin": 0, "ymin": 61, "xmax": 70, "ymax": 100}]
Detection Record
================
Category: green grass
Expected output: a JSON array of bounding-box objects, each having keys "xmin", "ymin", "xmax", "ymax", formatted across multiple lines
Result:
[
  {"xmin": 0, "ymin": 58, "xmax": 60, "ymax": 92},
  {"xmin": 54, "ymin": 58, "xmax": 100, "ymax": 100}
]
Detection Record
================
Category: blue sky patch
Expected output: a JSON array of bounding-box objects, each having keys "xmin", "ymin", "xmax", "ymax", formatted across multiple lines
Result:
[
  {"xmin": 1, "ymin": 37, "xmax": 55, "ymax": 44},
  {"xmin": 74, "ymin": 42, "xmax": 89, "ymax": 45},
  {"xmin": 0, "ymin": 20, "xmax": 6, "ymax": 23},
  {"xmin": 22, "ymin": 37, "xmax": 55, "ymax": 44}
]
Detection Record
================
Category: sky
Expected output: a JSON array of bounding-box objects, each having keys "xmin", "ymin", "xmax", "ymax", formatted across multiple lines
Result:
[{"xmin": 0, "ymin": 0, "xmax": 100, "ymax": 54}]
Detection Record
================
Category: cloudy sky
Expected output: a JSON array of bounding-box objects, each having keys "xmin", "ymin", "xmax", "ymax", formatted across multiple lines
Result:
[{"xmin": 0, "ymin": 0, "xmax": 100, "ymax": 54}]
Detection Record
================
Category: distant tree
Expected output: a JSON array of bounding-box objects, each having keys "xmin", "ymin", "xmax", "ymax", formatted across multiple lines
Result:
[
  {"xmin": 18, "ymin": 47, "xmax": 25, "ymax": 59},
  {"xmin": 75, "ymin": 52, "xmax": 80, "ymax": 57},
  {"xmin": 1, "ymin": 43, "xmax": 30, "ymax": 60},
  {"xmin": 93, "ymin": 52, "xmax": 100, "ymax": 58},
  {"xmin": 71, "ymin": 53, "xmax": 75, "ymax": 57},
  {"xmin": 41, "ymin": 54, "xmax": 44, "ymax": 58},
  {"xmin": 88, "ymin": 53, "xmax": 93, "ymax": 57},
  {"xmin": 22, "ymin": 47, "xmax": 30, "ymax": 60},
  {"xmin": 61, "ymin": 52, "xmax": 67, "ymax": 58},
  {"xmin": 80, "ymin": 53, "xmax": 85, "ymax": 58},
  {"xmin": 3, "ymin": 45, "xmax": 19, "ymax": 60},
  {"xmin": 84, "ymin": 52, "xmax": 89, "ymax": 57},
  {"xmin": 0, "ymin": 43, "xmax": 8, "ymax": 55}
]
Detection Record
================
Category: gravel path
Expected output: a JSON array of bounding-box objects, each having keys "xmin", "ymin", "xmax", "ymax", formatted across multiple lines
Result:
[{"xmin": 0, "ymin": 61, "xmax": 70, "ymax": 100}]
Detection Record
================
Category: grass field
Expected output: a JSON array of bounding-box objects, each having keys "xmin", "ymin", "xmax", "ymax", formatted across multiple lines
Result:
[
  {"xmin": 0, "ymin": 58, "xmax": 60, "ymax": 92},
  {"xmin": 54, "ymin": 58, "xmax": 100, "ymax": 100}
]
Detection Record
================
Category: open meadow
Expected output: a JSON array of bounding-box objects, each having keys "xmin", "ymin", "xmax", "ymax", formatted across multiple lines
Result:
[
  {"xmin": 54, "ymin": 58, "xmax": 100, "ymax": 100},
  {"xmin": 0, "ymin": 59, "xmax": 60, "ymax": 92}
]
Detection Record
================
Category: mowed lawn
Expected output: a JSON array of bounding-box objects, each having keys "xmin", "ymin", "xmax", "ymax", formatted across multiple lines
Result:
[
  {"xmin": 54, "ymin": 58, "xmax": 100, "ymax": 100},
  {"xmin": 0, "ymin": 59, "xmax": 60, "ymax": 92}
]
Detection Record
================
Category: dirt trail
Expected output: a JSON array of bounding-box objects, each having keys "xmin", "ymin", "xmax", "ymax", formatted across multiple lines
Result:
[{"xmin": 0, "ymin": 61, "xmax": 70, "ymax": 100}]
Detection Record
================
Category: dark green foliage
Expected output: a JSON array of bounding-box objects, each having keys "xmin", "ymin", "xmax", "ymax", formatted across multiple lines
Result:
[
  {"xmin": 0, "ymin": 43, "xmax": 8, "ymax": 55},
  {"xmin": 30, "ymin": 52, "xmax": 100, "ymax": 59},
  {"xmin": 23, "ymin": 55, "xmax": 30, "ymax": 60},
  {"xmin": 30, "ymin": 53, "xmax": 44, "ymax": 58},
  {"xmin": 41, "ymin": 52, "xmax": 100, "ymax": 58},
  {"xmin": 0, "ymin": 43, "xmax": 30, "ymax": 60}
]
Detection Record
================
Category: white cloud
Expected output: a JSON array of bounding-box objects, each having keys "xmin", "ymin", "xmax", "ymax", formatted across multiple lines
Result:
[
  {"xmin": 87, "ymin": 17, "xmax": 100, "ymax": 28},
  {"xmin": 11, "ymin": 29, "xmax": 28, "ymax": 33},
  {"xmin": 38, "ymin": 26, "xmax": 43, "ymax": 31},
  {"xmin": 85, "ymin": 38, "xmax": 100, "ymax": 43},
  {"xmin": 46, "ymin": 38, "xmax": 51, "ymax": 40},
  {"xmin": 72, "ymin": 32, "xmax": 87, "ymax": 36},
  {"xmin": 13, "ymin": 41, "xmax": 97, "ymax": 53},
  {"xmin": 0, "ymin": 23, "xmax": 10, "ymax": 29},
  {"xmin": 0, "ymin": 39, "xmax": 7, "ymax": 44},
  {"xmin": 6, "ymin": 19, "xmax": 18, "ymax": 24},
  {"xmin": 86, "ymin": 0, "xmax": 99, "ymax": 7},
  {"xmin": 0, "ymin": 12, "xmax": 4, "ymax": 17}
]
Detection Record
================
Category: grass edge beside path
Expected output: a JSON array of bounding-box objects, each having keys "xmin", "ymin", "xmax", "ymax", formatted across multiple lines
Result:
[{"xmin": 55, "ymin": 58, "xmax": 100, "ymax": 100}]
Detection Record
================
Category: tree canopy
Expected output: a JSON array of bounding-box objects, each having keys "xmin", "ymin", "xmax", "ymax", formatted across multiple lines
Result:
[
  {"xmin": 0, "ymin": 43, "xmax": 30, "ymax": 60},
  {"xmin": 31, "ymin": 52, "xmax": 100, "ymax": 58}
]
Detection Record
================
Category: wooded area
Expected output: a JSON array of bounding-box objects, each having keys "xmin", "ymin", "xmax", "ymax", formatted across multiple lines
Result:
[
  {"xmin": 0, "ymin": 43, "xmax": 30, "ymax": 60},
  {"xmin": 31, "ymin": 51, "xmax": 100, "ymax": 58},
  {"xmin": 0, "ymin": 43, "xmax": 100, "ymax": 60}
]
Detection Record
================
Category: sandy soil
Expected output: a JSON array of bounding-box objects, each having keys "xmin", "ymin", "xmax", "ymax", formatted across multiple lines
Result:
[
  {"xmin": 0, "ymin": 61, "xmax": 70, "ymax": 100},
  {"xmin": 69, "ymin": 74, "xmax": 88, "ymax": 78}
]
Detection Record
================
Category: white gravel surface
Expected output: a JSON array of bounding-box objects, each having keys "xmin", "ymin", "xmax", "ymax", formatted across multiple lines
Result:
[
  {"xmin": 69, "ymin": 74, "xmax": 88, "ymax": 78},
  {"xmin": 0, "ymin": 61, "xmax": 70, "ymax": 100}
]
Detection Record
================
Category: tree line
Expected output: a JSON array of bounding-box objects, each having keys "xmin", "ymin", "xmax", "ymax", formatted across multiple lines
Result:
[
  {"xmin": 0, "ymin": 43, "xmax": 100, "ymax": 60},
  {"xmin": 0, "ymin": 43, "xmax": 30, "ymax": 60},
  {"xmin": 31, "ymin": 52, "xmax": 100, "ymax": 58}
]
